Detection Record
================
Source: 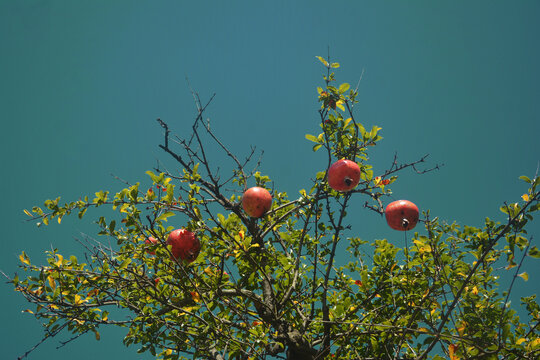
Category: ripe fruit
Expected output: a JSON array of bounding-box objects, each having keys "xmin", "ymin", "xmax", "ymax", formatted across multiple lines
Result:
[
  {"xmin": 242, "ymin": 186, "xmax": 272, "ymax": 218},
  {"xmin": 327, "ymin": 159, "xmax": 361, "ymax": 192},
  {"xmin": 385, "ymin": 200, "xmax": 419, "ymax": 231},
  {"xmin": 167, "ymin": 229, "xmax": 201, "ymax": 262},
  {"xmin": 145, "ymin": 236, "xmax": 159, "ymax": 255}
]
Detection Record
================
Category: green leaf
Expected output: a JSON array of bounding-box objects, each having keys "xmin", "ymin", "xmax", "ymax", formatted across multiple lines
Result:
[
  {"xmin": 146, "ymin": 170, "xmax": 159, "ymax": 183},
  {"xmin": 119, "ymin": 258, "xmax": 131, "ymax": 270},
  {"xmin": 165, "ymin": 184, "xmax": 174, "ymax": 203},
  {"xmin": 156, "ymin": 212, "xmax": 175, "ymax": 222},
  {"xmin": 78, "ymin": 207, "xmax": 87, "ymax": 219},
  {"xmin": 519, "ymin": 175, "xmax": 532, "ymax": 184},
  {"xmin": 109, "ymin": 220, "xmax": 116, "ymax": 232},
  {"xmin": 93, "ymin": 190, "xmax": 109, "ymax": 205},
  {"xmin": 305, "ymin": 134, "xmax": 319, "ymax": 143},
  {"xmin": 338, "ymin": 83, "xmax": 350, "ymax": 93},
  {"xmin": 533, "ymin": 176, "xmax": 540, "ymax": 190},
  {"xmin": 129, "ymin": 183, "xmax": 140, "ymax": 201},
  {"xmin": 312, "ymin": 144, "xmax": 322, "ymax": 152},
  {"xmin": 528, "ymin": 246, "xmax": 540, "ymax": 258}
]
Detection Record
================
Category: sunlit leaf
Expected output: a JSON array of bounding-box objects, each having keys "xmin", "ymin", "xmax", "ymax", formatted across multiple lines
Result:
[
  {"xmin": 316, "ymin": 56, "xmax": 329, "ymax": 67},
  {"xmin": 19, "ymin": 252, "xmax": 30, "ymax": 266},
  {"xmin": 338, "ymin": 83, "xmax": 350, "ymax": 93},
  {"xmin": 528, "ymin": 246, "xmax": 540, "ymax": 258},
  {"xmin": 448, "ymin": 344, "xmax": 458, "ymax": 360},
  {"xmin": 518, "ymin": 272, "xmax": 529, "ymax": 281},
  {"xmin": 47, "ymin": 276, "xmax": 56, "ymax": 290},
  {"xmin": 156, "ymin": 212, "xmax": 175, "ymax": 223}
]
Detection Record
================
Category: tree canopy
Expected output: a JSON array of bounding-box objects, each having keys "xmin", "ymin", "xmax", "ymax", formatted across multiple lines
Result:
[{"xmin": 6, "ymin": 57, "xmax": 540, "ymax": 360}]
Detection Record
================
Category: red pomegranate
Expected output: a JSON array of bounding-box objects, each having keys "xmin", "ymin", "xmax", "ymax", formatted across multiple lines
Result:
[
  {"xmin": 167, "ymin": 229, "xmax": 201, "ymax": 262},
  {"xmin": 327, "ymin": 159, "xmax": 361, "ymax": 192},
  {"xmin": 385, "ymin": 200, "xmax": 419, "ymax": 231},
  {"xmin": 242, "ymin": 186, "xmax": 273, "ymax": 218}
]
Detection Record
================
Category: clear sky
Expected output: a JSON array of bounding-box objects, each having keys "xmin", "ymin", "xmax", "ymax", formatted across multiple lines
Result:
[{"xmin": 1, "ymin": 1, "xmax": 539, "ymax": 359}]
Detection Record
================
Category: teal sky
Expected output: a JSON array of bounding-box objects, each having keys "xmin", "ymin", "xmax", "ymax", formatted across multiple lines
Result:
[{"xmin": 1, "ymin": 1, "xmax": 539, "ymax": 359}]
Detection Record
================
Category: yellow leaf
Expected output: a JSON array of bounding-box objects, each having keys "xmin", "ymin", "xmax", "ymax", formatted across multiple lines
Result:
[
  {"xmin": 190, "ymin": 291, "xmax": 201, "ymax": 303},
  {"xmin": 19, "ymin": 252, "xmax": 30, "ymax": 266},
  {"xmin": 518, "ymin": 272, "xmax": 529, "ymax": 281},
  {"xmin": 316, "ymin": 56, "xmax": 329, "ymax": 67},
  {"xmin": 54, "ymin": 254, "xmax": 64, "ymax": 267},
  {"xmin": 457, "ymin": 321, "xmax": 467, "ymax": 336},
  {"xmin": 181, "ymin": 306, "xmax": 195, "ymax": 314},
  {"xmin": 529, "ymin": 338, "xmax": 540, "ymax": 350},
  {"xmin": 336, "ymin": 100, "xmax": 345, "ymax": 111},
  {"xmin": 449, "ymin": 344, "xmax": 459, "ymax": 360},
  {"xmin": 47, "ymin": 276, "xmax": 56, "ymax": 290},
  {"xmin": 164, "ymin": 349, "xmax": 173, "ymax": 356},
  {"xmin": 516, "ymin": 338, "xmax": 526, "ymax": 345},
  {"xmin": 522, "ymin": 194, "xmax": 530, "ymax": 202},
  {"xmin": 22, "ymin": 309, "xmax": 34, "ymax": 314},
  {"xmin": 23, "ymin": 209, "xmax": 33, "ymax": 217},
  {"xmin": 57, "ymin": 216, "xmax": 62, "ymax": 224},
  {"xmin": 418, "ymin": 327, "xmax": 429, "ymax": 333},
  {"xmin": 73, "ymin": 294, "xmax": 87, "ymax": 305},
  {"xmin": 471, "ymin": 286, "xmax": 479, "ymax": 295}
]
